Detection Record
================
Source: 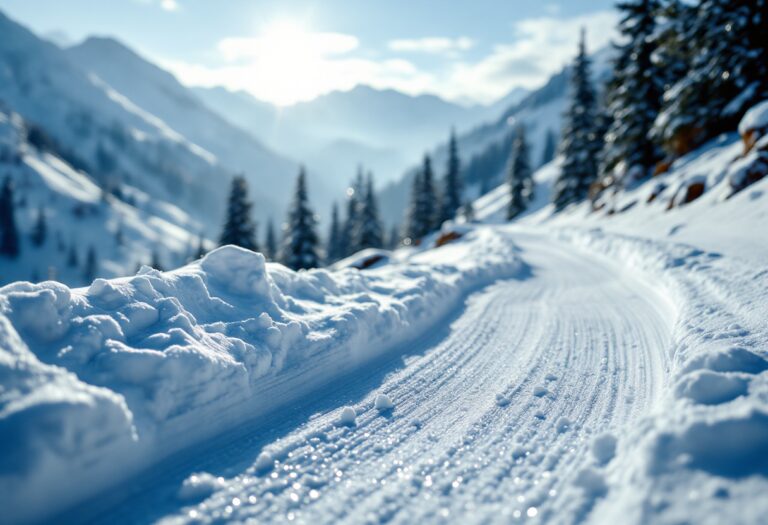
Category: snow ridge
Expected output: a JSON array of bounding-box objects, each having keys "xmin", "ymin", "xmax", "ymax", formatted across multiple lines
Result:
[
  {"xmin": 0, "ymin": 226, "xmax": 524, "ymax": 524},
  {"xmin": 557, "ymin": 228, "xmax": 768, "ymax": 523}
]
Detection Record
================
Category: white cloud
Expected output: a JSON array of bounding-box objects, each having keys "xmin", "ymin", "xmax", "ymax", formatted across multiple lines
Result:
[
  {"xmin": 440, "ymin": 10, "xmax": 619, "ymax": 104},
  {"xmin": 388, "ymin": 37, "xmax": 474, "ymax": 55},
  {"xmin": 163, "ymin": 10, "xmax": 618, "ymax": 106}
]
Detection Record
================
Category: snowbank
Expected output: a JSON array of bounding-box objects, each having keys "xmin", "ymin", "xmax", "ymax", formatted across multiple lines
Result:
[
  {"xmin": 556, "ymin": 227, "xmax": 768, "ymax": 524},
  {"xmin": 0, "ymin": 226, "xmax": 524, "ymax": 524}
]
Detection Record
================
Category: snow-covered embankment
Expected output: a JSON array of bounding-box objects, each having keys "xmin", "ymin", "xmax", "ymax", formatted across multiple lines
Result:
[
  {"xmin": 0, "ymin": 226, "xmax": 524, "ymax": 524},
  {"xmin": 558, "ymin": 228, "xmax": 768, "ymax": 523}
]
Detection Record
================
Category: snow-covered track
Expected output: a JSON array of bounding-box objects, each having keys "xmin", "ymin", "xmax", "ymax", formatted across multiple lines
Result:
[{"xmin": 72, "ymin": 232, "xmax": 673, "ymax": 524}]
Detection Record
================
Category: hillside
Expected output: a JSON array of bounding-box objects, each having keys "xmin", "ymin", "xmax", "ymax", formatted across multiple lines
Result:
[
  {"xmin": 65, "ymin": 37, "xmax": 303, "ymax": 223},
  {"xmin": 378, "ymin": 47, "xmax": 612, "ymax": 225},
  {"xmin": 193, "ymin": 84, "xmax": 524, "ymax": 196}
]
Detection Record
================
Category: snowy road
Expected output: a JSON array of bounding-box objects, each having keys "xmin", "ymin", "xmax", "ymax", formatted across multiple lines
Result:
[{"xmin": 71, "ymin": 232, "xmax": 674, "ymax": 524}]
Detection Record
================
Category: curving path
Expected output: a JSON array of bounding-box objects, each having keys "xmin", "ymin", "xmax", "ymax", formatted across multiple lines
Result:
[{"xmin": 74, "ymin": 231, "xmax": 673, "ymax": 525}]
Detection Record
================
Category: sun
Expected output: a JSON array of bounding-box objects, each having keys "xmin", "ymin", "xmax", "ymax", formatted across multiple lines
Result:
[{"xmin": 230, "ymin": 18, "xmax": 359, "ymax": 106}]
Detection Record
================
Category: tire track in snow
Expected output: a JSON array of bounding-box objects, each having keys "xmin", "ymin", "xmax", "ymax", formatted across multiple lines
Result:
[{"xmin": 84, "ymin": 231, "xmax": 673, "ymax": 525}]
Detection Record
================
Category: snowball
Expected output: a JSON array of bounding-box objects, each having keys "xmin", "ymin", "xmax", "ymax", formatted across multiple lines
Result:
[
  {"xmin": 337, "ymin": 406, "xmax": 357, "ymax": 426},
  {"xmin": 374, "ymin": 393, "xmax": 394, "ymax": 411},
  {"xmin": 254, "ymin": 452, "xmax": 274, "ymax": 473},
  {"xmin": 201, "ymin": 245, "xmax": 269, "ymax": 296},
  {"xmin": 574, "ymin": 467, "xmax": 607, "ymax": 497},
  {"xmin": 592, "ymin": 433, "xmax": 617, "ymax": 465},
  {"xmin": 556, "ymin": 417, "xmax": 572, "ymax": 433}
]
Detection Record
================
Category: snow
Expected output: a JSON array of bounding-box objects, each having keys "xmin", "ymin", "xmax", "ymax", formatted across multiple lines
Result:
[
  {"xmin": 177, "ymin": 473, "xmax": 226, "ymax": 501},
  {"xmin": 0, "ymin": 225, "xmax": 524, "ymax": 523},
  {"xmin": 337, "ymin": 406, "xmax": 358, "ymax": 426},
  {"xmin": 738, "ymin": 99, "xmax": 768, "ymax": 135},
  {"xmin": 374, "ymin": 393, "xmax": 394, "ymax": 411}
]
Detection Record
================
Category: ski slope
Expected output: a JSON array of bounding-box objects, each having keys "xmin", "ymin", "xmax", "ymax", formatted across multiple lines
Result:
[{"xmin": 64, "ymin": 230, "xmax": 673, "ymax": 524}]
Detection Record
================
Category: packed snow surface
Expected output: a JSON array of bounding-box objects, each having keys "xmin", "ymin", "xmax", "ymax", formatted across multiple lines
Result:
[
  {"xmin": 2, "ymin": 100, "xmax": 767, "ymax": 524},
  {"xmin": 0, "ymin": 226, "xmax": 524, "ymax": 524}
]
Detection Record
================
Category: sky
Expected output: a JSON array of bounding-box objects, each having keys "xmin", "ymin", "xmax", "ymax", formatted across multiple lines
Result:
[{"xmin": 0, "ymin": 0, "xmax": 619, "ymax": 106}]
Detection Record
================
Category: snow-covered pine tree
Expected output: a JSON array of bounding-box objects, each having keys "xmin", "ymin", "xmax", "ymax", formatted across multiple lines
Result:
[
  {"xmin": 264, "ymin": 218, "xmax": 277, "ymax": 261},
  {"xmin": 353, "ymin": 173, "xmax": 384, "ymax": 250},
  {"xmin": 507, "ymin": 125, "xmax": 534, "ymax": 220},
  {"xmin": 404, "ymin": 155, "xmax": 439, "ymax": 242},
  {"xmin": 421, "ymin": 154, "xmax": 438, "ymax": 231},
  {"xmin": 0, "ymin": 177, "xmax": 19, "ymax": 257},
  {"xmin": 461, "ymin": 198, "xmax": 475, "ymax": 223},
  {"xmin": 439, "ymin": 129, "xmax": 462, "ymax": 225},
  {"xmin": 600, "ymin": 0, "xmax": 663, "ymax": 185},
  {"xmin": 404, "ymin": 170, "xmax": 424, "ymax": 243},
  {"xmin": 219, "ymin": 175, "xmax": 258, "ymax": 251},
  {"xmin": 552, "ymin": 30, "xmax": 601, "ymax": 211},
  {"xmin": 540, "ymin": 129, "xmax": 557, "ymax": 167},
  {"xmin": 30, "ymin": 205, "xmax": 46, "ymax": 246},
  {"xmin": 654, "ymin": 0, "xmax": 768, "ymax": 152},
  {"xmin": 281, "ymin": 167, "xmax": 320, "ymax": 270},
  {"xmin": 83, "ymin": 245, "xmax": 97, "ymax": 283},
  {"xmin": 326, "ymin": 202, "xmax": 344, "ymax": 263}
]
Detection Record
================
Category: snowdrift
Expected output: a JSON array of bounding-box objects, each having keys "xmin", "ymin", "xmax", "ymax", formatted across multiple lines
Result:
[{"xmin": 0, "ymin": 226, "xmax": 524, "ymax": 524}]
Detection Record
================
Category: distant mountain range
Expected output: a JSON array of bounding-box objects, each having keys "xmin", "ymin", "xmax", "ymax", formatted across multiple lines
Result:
[
  {"xmin": 192, "ymin": 84, "xmax": 528, "ymax": 196},
  {"xmin": 0, "ymin": 5, "xmax": 549, "ymax": 284},
  {"xmin": 377, "ymin": 47, "xmax": 614, "ymax": 225}
]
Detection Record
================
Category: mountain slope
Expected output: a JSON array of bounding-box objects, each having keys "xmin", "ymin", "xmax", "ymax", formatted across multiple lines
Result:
[
  {"xmin": 378, "ymin": 47, "xmax": 612, "ymax": 225},
  {"xmin": 66, "ymin": 37, "xmax": 302, "ymax": 223},
  {"xmin": 0, "ymin": 10, "xmax": 230, "ymax": 223},
  {"xmin": 193, "ymin": 84, "xmax": 507, "ymax": 195}
]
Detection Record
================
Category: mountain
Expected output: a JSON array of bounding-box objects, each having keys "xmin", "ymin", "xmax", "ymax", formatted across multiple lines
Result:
[
  {"xmin": 0, "ymin": 103, "xmax": 203, "ymax": 285},
  {"xmin": 65, "ymin": 36, "xmax": 304, "ymax": 224},
  {"xmin": 193, "ymin": 84, "xmax": 511, "ymax": 196},
  {"xmin": 377, "ymin": 47, "xmax": 613, "ymax": 226},
  {"xmin": 0, "ymin": 10, "xmax": 232, "ymax": 224}
]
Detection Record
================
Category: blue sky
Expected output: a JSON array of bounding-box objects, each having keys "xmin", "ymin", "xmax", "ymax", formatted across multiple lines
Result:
[{"xmin": 0, "ymin": 0, "xmax": 619, "ymax": 105}]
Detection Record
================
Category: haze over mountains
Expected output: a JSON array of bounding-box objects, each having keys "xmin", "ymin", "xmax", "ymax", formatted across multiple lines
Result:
[{"xmin": 0, "ymin": 6, "xmax": 540, "ymax": 284}]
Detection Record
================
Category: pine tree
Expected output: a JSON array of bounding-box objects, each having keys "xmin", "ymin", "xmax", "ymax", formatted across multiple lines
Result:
[
  {"xmin": 387, "ymin": 224, "xmax": 400, "ymax": 250},
  {"xmin": 264, "ymin": 219, "xmax": 277, "ymax": 261},
  {"xmin": 340, "ymin": 168, "xmax": 365, "ymax": 256},
  {"xmin": 540, "ymin": 129, "xmax": 557, "ymax": 167},
  {"xmin": 461, "ymin": 199, "xmax": 476, "ymax": 223},
  {"xmin": 654, "ymin": 0, "xmax": 768, "ymax": 151},
  {"xmin": 420, "ymin": 154, "xmax": 438, "ymax": 232},
  {"xmin": 404, "ymin": 154, "xmax": 439, "ymax": 243},
  {"xmin": 193, "ymin": 235, "xmax": 207, "ymax": 260},
  {"xmin": 281, "ymin": 167, "xmax": 320, "ymax": 270},
  {"xmin": 0, "ymin": 177, "xmax": 19, "ymax": 258},
  {"xmin": 353, "ymin": 173, "xmax": 384, "ymax": 250},
  {"xmin": 439, "ymin": 129, "xmax": 462, "ymax": 224},
  {"xmin": 30, "ymin": 205, "xmax": 47, "ymax": 246},
  {"xmin": 326, "ymin": 202, "xmax": 344, "ymax": 263},
  {"xmin": 552, "ymin": 30, "xmax": 602, "ymax": 211},
  {"xmin": 67, "ymin": 243, "xmax": 79, "ymax": 267},
  {"xmin": 507, "ymin": 125, "xmax": 534, "ymax": 220},
  {"xmin": 404, "ymin": 170, "xmax": 424, "ymax": 243},
  {"xmin": 219, "ymin": 175, "xmax": 258, "ymax": 251},
  {"xmin": 83, "ymin": 246, "xmax": 97, "ymax": 283},
  {"xmin": 601, "ymin": 0, "xmax": 663, "ymax": 185},
  {"xmin": 150, "ymin": 249, "xmax": 164, "ymax": 271}
]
